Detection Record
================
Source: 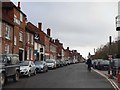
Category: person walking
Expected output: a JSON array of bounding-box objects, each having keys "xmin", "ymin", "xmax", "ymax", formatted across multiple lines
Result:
[{"xmin": 86, "ymin": 58, "xmax": 92, "ymax": 72}]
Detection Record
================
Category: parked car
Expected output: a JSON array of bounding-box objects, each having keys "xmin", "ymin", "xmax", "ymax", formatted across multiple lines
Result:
[
  {"xmin": 97, "ymin": 60, "xmax": 109, "ymax": 70},
  {"xmin": 56, "ymin": 60, "xmax": 61, "ymax": 68},
  {"xmin": 46, "ymin": 59, "xmax": 57, "ymax": 69},
  {"xmin": 61, "ymin": 60, "xmax": 67, "ymax": 66},
  {"xmin": 19, "ymin": 60, "xmax": 36, "ymax": 77},
  {"xmin": 59, "ymin": 60, "xmax": 64, "ymax": 67},
  {"xmin": 34, "ymin": 61, "xmax": 48, "ymax": 73},
  {"xmin": 0, "ymin": 54, "xmax": 20, "ymax": 86},
  {"xmin": 111, "ymin": 58, "xmax": 120, "ymax": 76}
]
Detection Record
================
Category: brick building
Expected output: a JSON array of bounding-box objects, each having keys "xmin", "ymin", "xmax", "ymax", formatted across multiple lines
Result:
[
  {"xmin": 26, "ymin": 22, "xmax": 45, "ymax": 61},
  {"xmin": 55, "ymin": 39, "xmax": 64, "ymax": 60},
  {"xmin": 49, "ymin": 38, "xmax": 57, "ymax": 60},
  {"xmin": 2, "ymin": 2, "xmax": 27, "ymax": 61}
]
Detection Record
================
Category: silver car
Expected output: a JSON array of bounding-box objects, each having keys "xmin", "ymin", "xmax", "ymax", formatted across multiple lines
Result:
[
  {"xmin": 34, "ymin": 61, "xmax": 48, "ymax": 73},
  {"xmin": 19, "ymin": 60, "xmax": 36, "ymax": 77},
  {"xmin": 46, "ymin": 59, "xmax": 57, "ymax": 69}
]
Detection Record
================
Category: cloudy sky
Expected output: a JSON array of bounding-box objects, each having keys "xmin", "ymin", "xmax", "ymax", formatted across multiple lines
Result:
[{"xmin": 12, "ymin": 0, "xmax": 119, "ymax": 58}]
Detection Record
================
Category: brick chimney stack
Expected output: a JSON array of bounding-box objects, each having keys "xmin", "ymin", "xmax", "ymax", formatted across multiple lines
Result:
[
  {"xmin": 18, "ymin": 2, "xmax": 21, "ymax": 9},
  {"xmin": 47, "ymin": 28, "xmax": 51, "ymax": 36},
  {"xmin": 67, "ymin": 47, "xmax": 69, "ymax": 50},
  {"xmin": 38, "ymin": 22, "xmax": 42, "ymax": 31}
]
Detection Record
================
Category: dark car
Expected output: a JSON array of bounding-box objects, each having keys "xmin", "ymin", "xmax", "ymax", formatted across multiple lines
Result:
[
  {"xmin": 0, "ymin": 54, "xmax": 20, "ymax": 86},
  {"xmin": 112, "ymin": 58, "xmax": 120, "ymax": 76},
  {"xmin": 97, "ymin": 60, "xmax": 109, "ymax": 70}
]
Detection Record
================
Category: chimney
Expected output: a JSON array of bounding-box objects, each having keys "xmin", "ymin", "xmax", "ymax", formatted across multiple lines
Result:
[
  {"xmin": 38, "ymin": 22, "xmax": 42, "ymax": 31},
  {"xmin": 67, "ymin": 47, "xmax": 69, "ymax": 50},
  {"xmin": 47, "ymin": 28, "xmax": 51, "ymax": 36},
  {"xmin": 18, "ymin": 2, "xmax": 21, "ymax": 9}
]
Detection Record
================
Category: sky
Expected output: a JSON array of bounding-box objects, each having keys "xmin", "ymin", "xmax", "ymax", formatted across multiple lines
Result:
[{"xmin": 11, "ymin": 0, "xmax": 119, "ymax": 58}]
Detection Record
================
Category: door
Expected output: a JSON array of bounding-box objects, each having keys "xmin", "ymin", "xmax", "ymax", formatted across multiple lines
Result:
[{"xmin": 19, "ymin": 49, "xmax": 23, "ymax": 61}]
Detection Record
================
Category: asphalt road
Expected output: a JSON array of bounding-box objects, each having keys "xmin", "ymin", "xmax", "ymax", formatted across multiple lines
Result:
[{"xmin": 3, "ymin": 63, "xmax": 114, "ymax": 89}]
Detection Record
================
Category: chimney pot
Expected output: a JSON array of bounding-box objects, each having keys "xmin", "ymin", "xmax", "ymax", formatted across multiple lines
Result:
[
  {"xmin": 38, "ymin": 23, "xmax": 42, "ymax": 31},
  {"xmin": 18, "ymin": 2, "xmax": 21, "ymax": 9},
  {"xmin": 47, "ymin": 28, "xmax": 51, "ymax": 36}
]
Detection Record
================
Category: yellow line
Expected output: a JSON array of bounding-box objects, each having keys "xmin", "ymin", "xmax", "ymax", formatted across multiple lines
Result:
[{"xmin": 92, "ymin": 69, "xmax": 120, "ymax": 90}]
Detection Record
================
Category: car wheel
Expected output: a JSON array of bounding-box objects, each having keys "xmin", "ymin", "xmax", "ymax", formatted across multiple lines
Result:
[
  {"xmin": 1, "ymin": 73, "xmax": 6, "ymax": 86},
  {"xmin": 28, "ymin": 72, "xmax": 31, "ymax": 77},
  {"xmin": 34, "ymin": 70, "xmax": 36, "ymax": 75},
  {"xmin": 13, "ymin": 71, "xmax": 19, "ymax": 82}
]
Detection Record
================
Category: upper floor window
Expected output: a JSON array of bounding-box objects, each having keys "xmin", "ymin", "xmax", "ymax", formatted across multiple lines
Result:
[
  {"xmin": 31, "ymin": 35, "xmax": 33, "ymax": 45},
  {"xmin": 14, "ymin": 36, "xmax": 17, "ymax": 45},
  {"xmin": 5, "ymin": 24, "xmax": 10, "ymax": 39},
  {"xmin": 0, "ymin": 20, "xmax": 2, "ymax": 37},
  {"xmin": 20, "ymin": 13, "xmax": 23, "ymax": 22},
  {"xmin": 14, "ymin": 14, "xmax": 20, "ymax": 25},
  {"xmin": 5, "ymin": 44, "xmax": 9, "ymax": 54},
  {"xmin": 27, "ymin": 33, "xmax": 30, "ymax": 43},
  {"xmin": 19, "ymin": 31, "xmax": 23, "ymax": 42}
]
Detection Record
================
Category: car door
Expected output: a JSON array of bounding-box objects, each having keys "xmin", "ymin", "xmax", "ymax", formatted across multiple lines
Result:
[{"xmin": 31, "ymin": 61, "xmax": 35, "ymax": 73}]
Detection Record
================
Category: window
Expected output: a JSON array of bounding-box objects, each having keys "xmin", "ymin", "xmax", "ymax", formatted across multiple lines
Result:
[
  {"xmin": 5, "ymin": 44, "xmax": 9, "ymax": 54},
  {"xmin": 20, "ymin": 13, "xmax": 23, "ymax": 22},
  {"xmin": 5, "ymin": 24, "xmax": 10, "ymax": 39},
  {"xmin": 27, "ymin": 48, "xmax": 29, "ymax": 60},
  {"xmin": 14, "ymin": 14, "xmax": 20, "ymax": 25},
  {"xmin": 19, "ymin": 31, "xmax": 23, "ymax": 42},
  {"xmin": 27, "ymin": 33, "xmax": 30, "ymax": 43},
  {"xmin": 14, "ymin": 36, "xmax": 16, "ymax": 45},
  {"xmin": 0, "ymin": 20, "xmax": 1, "ymax": 37},
  {"xmin": 31, "ymin": 35, "xmax": 33, "ymax": 45}
]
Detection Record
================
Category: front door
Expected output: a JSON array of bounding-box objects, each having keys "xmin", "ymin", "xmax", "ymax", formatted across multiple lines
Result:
[{"xmin": 19, "ymin": 49, "xmax": 23, "ymax": 61}]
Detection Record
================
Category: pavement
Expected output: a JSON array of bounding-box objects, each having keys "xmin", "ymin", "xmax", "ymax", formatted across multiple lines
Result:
[{"xmin": 92, "ymin": 69, "xmax": 120, "ymax": 90}]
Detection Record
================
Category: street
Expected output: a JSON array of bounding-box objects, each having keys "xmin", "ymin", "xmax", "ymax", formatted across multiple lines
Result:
[{"xmin": 3, "ymin": 63, "xmax": 114, "ymax": 89}]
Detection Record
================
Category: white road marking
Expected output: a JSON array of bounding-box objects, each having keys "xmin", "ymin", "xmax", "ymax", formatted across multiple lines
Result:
[{"xmin": 92, "ymin": 69, "xmax": 120, "ymax": 90}]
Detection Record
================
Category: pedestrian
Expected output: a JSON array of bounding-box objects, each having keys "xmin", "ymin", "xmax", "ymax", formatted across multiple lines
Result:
[{"xmin": 86, "ymin": 58, "xmax": 92, "ymax": 72}]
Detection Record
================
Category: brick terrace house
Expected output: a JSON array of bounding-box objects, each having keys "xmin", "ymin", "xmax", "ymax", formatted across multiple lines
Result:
[
  {"xmin": 38, "ymin": 23, "xmax": 50, "ymax": 60},
  {"xmin": 2, "ymin": 2, "xmax": 27, "ymax": 61},
  {"xmin": 49, "ymin": 38, "xmax": 57, "ymax": 60},
  {"xmin": 55, "ymin": 39, "xmax": 64, "ymax": 60},
  {"xmin": 26, "ymin": 22, "xmax": 45, "ymax": 61},
  {"xmin": 25, "ymin": 22, "xmax": 35, "ymax": 61},
  {"xmin": 0, "ymin": 8, "xmax": 14, "ymax": 54}
]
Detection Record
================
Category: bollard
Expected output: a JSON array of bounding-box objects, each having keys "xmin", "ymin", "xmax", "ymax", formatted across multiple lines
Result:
[
  {"xmin": 116, "ymin": 69, "xmax": 120, "ymax": 83},
  {"xmin": 108, "ymin": 68, "xmax": 114, "ymax": 79}
]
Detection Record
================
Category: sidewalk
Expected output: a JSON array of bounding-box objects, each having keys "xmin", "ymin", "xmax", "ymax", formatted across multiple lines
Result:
[{"xmin": 93, "ymin": 69, "xmax": 120, "ymax": 90}]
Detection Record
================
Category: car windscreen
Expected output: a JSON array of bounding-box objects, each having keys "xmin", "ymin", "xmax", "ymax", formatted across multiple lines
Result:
[
  {"xmin": 34, "ymin": 61, "xmax": 43, "ymax": 65},
  {"xmin": 102, "ymin": 61, "xmax": 109, "ymax": 65},
  {"xmin": 20, "ymin": 61, "xmax": 29, "ymax": 66},
  {"xmin": 46, "ymin": 60, "xmax": 54, "ymax": 63}
]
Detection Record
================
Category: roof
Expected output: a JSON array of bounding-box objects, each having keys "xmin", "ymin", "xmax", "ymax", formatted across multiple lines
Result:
[{"xmin": 2, "ymin": 2, "xmax": 26, "ymax": 17}]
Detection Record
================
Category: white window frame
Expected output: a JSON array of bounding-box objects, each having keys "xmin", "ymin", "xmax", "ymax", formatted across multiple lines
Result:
[
  {"xmin": 5, "ymin": 44, "xmax": 9, "ymax": 54},
  {"xmin": 19, "ymin": 31, "xmax": 23, "ymax": 42},
  {"xmin": 14, "ymin": 14, "xmax": 20, "ymax": 25},
  {"xmin": 31, "ymin": 35, "xmax": 33, "ymax": 45},
  {"xmin": 5, "ymin": 24, "xmax": 10, "ymax": 40},
  {"xmin": 0, "ymin": 20, "xmax": 2, "ymax": 37},
  {"xmin": 14, "ymin": 36, "xmax": 17, "ymax": 45},
  {"xmin": 20, "ymin": 13, "xmax": 23, "ymax": 22},
  {"xmin": 27, "ymin": 47, "xmax": 29, "ymax": 60}
]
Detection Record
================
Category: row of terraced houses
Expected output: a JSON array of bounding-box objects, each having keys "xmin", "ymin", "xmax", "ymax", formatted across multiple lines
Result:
[{"xmin": 0, "ymin": 1, "xmax": 83, "ymax": 62}]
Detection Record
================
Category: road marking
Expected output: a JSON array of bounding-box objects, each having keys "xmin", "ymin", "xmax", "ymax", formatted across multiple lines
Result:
[{"xmin": 92, "ymin": 69, "xmax": 120, "ymax": 90}]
